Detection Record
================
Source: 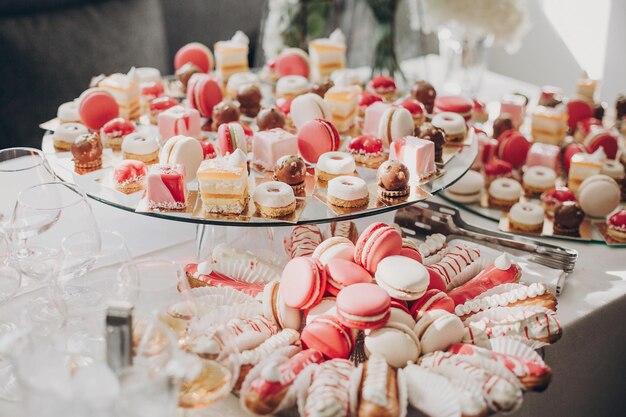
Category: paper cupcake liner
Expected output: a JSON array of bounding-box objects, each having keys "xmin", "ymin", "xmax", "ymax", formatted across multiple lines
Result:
[
  {"xmin": 212, "ymin": 247, "xmax": 282, "ymax": 284},
  {"xmin": 440, "ymin": 370, "xmax": 489, "ymax": 417},
  {"xmin": 489, "ymin": 336, "xmax": 545, "ymax": 363},
  {"xmin": 191, "ymin": 303, "xmax": 264, "ymax": 337},
  {"xmin": 191, "ymin": 286, "xmax": 258, "ymax": 306},
  {"xmin": 397, "ymin": 368, "xmax": 408, "ymax": 417},
  {"xmin": 404, "ymin": 364, "xmax": 462, "ymax": 417}
]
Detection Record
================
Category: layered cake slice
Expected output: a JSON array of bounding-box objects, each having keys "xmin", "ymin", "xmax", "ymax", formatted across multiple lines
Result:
[
  {"xmin": 252, "ymin": 128, "xmax": 298, "ymax": 172},
  {"xmin": 530, "ymin": 106, "xmax": 568, "ymax": 145},
  {"xmin": 214, "ymin": 31, "xmax": 249, "ymax": 82},
  {"xmin": 197, "ymin": 156, "xmax": 249, "ymax": 214},
  {"xmin": 146, "ymin": 164, "xmax": 188, "ymax": 210},
  {"xmin": 389, "ymin": 136, "xmax": 436, "ymax": 182},
  {"xmin": 308, "ymin": 29, "xmax": 346, "ymax": 81},
  {"xmin": 99, "ymin": 68, "xmax": 141, "ymax": 120},
  {"xmin": 324, "ymin": 85, "xmax": 360, "ymax": 132}
]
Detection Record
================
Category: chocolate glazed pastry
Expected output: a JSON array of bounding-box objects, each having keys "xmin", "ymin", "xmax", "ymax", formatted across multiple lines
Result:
[
  {"xmin": 416, "ymin": 122, "xmax": 445, "ymax": 164},
  {"xmin": 256, "ymin": 107, "xmax": 286, "ymax": 131},
  {"xmin": 411, "ymin": 80, "xmax": 436, "ymax": 114},
  {"xmin": 274, "ymin": 155, "xmax": 306, "ymax": 192},
  {"xmin": 212, "ymin": 100, "xmax": 240, "ymax": 129},
  {"xmin": 493, "ymin": 114, "xmax": 514, "ymax": 140},
  {"xmin": 175, "ymin": 62, "xmax": 202, "ymax": 92},
  {"xmin": 237, "ymin": 83, "xmax": 263, "ymax": 118},
  {"xmin": 553, "ymin": 201, "xmax": 584, "ymax": 236},
  {"xmin": 377, "ymin": 160, "xmax": 410, "ymax": 198},
  {"xmin": 616, "ymin": 95, "xmax": 626, "ymax": 121},
  {"xmin": 71, "ymin": 132, "xmax": 103, "ymax": 172}
]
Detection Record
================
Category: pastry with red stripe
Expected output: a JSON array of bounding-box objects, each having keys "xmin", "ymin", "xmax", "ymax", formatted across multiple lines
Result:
[
  {"xmin": 100, "ymin": 117, "xmax": 135, "ymax": 150},
  {"xmin": 418, "ymin": 233, "xmax": 448, "ymax": 265},
  {"xmin": 427, "ymin": 245, "xmax": 481, "ymax": 291},
  {"xmin": 149, "ymin": 96, "xmax": 178, "ymax": 124},
  {"xmin": 607, "ymin": 209, "xmax": 626, "ymax": 242},
  {"xmin": 300, "ymin": 359, "xmax": 354, "ymax": 417},
  {"xmin": 283, "ymin": 225, "xmax": 323, "ymax": 259},
  {"xmin": 113, "ymin": 160, "xmax": 146, "ymax": 193},
  {"xmin": 447, "ymin": 254, "xmax": 521, "ymax": 306},
  {"xmin": 354, "ymin": 353, "xmax": 407, "ymax": 417}
]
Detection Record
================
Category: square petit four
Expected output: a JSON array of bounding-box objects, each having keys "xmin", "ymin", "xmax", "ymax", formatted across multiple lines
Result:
[
  {"xmin": 252, "ymin": 128, "xmax": 298, "ymax": 171},
  {"xmin": 324, "ymin": 85, "xmax": 361, "ymax": 132},
  {"xmin": 531, "ymin": 106, "xmax": 568, "ymax": 145},
  {"xmin": 99, "ymin": 68, "xmax": 141, "ymax": 120},
  {"xmin": 389, "ymin": 136, "xmax": 436, "ymax": 181},
  {"xmin": 309, "ymin": 29, "xmax": 346, "ymax": 81},
  {"xmin": 214, "ymin": 31, "xmax": 249, "ymax": 82},
  {"xmin": 526, "ymin": 142, "xmax": 560, "ymax": 172},
  {"xmin": 146, "ymin": 164, "xmax": 188, "ymax": 210},
  {"xmin": 568, "ymin": 148, "xmax": 605, "ymax": 191},
  {"xmin": 158, "ymin": 105, "xmax": 201, "ymax": 141},
  {"xmin": 500, "ymin": 94, "xmax": 526, "ymax": 128},
  {"xmin": 362, "ymin": 102, "xmax": 392, "ymax": 137},
  {"xmin": 197, "ymin": 157, "xmax": 249, "ymax": 214}
]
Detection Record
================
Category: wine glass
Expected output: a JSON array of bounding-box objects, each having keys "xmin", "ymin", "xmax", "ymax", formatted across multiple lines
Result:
[
  {"xmin": 0, "ymin": 147, "xmax": 56, "ymax": 224},
  {"xmin": 0, "ymin": 230, "xmax": 20, "ymax": 303}
]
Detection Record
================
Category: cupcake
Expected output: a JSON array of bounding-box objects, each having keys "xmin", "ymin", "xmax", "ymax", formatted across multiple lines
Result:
[
  {"xmin": 522, "ymin": 166, "xmax": 557, "ymax": 197},
  {"xmin": 540, "ymin": 187, "xmax": 576, "ymax": 217},
  {"xmin": 488, "ymin": 178, "xmax": 522, "ymax": 210},
  {"xmin": 327, "ymin": 176, "xmax": 369, "ymax": 208},
  {"xmin": 508, "ymin": 202, "xmax": 545, "ymax": 233},
  {"xmin": 377, "ymin": 160, "xmax": 410, "ymax": 199},
  {"xmin": 347, "ymin": 135, "xmax": 384, "ymax": 166},
  {"xmin": 273, "ymin": 155, "xmax": 307, "ymax": 192},
  {"xmin": 253, "ymin": 181, "xmax": 296, "ymax": 217},
  {"xmin": 483, "ymin": 159, "xmax": 513, "ymax": 187},
  {"xmin": 553, "ymin": 201, "xmax": 584, "ymax": 237},
  {"xmin": 100, "ymin": 117, "xmax": 136, "ymax": 150},
  {"xmin": 315, "ymin": 152, "xmax": 356, "ymax": 183},
  {"xmin": 607, "ymin": 210, "xmax": 626, "ymax": 242}
]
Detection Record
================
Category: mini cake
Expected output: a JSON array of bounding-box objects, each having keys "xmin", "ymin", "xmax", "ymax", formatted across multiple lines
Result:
[
  {"xmin": 256, "ymin": 107, "xmax": 286, "ymax": 131},
  {"xmin": 433, "ymin": 95, "xmax": 473, "ymax": 120},
  {"xmin": 362, "ymin": 101, "xmax": 391, "ymax": 136},
  {"xmin": 158, "ymin": 105, "xmax": 201, "ymax": 141},
  {"xmin": 577, "ymin": 73, "xmax": 597, "ymax": 102},
  {"xmin": 540, "ymin": 187, "xmax": 576, "ymax": 217},
  {"xmin": 526, "ymin": 142, "xmax": 560, "ymax": 172},
  {"xmin": 562, "ymin": 143, "xmax": 585, "ymax": 174},
  {"xmin": 57, "ymin": 101, "xmax": 80, "ymax": 123},
  {"xmin": 347, "ymin": 135, "xmax": 385, "ymax": 165},
  {"xmin": 400, "ymin": 98, "xmax": 426, "ymax": 129},
  {"xmin": 431, "ymin": 112, "xmax": 466, "ymax": 143},
  {"xmin": 377, "ymin": 106, "xmax": 414, "ymax": 146},
  {"xmin": 568, "ymin": 148, "xmax": 606, "ymax": 191},
  {"xmin": 140, "ymin": 81, "xmax": 164, "ymax": 106},
  {"xmin": 214, "ymin": 31, "xmax": 249, "ymax": 81},
  {"xmin": 71, "ymin": 132, "xmax": 103, "ymax": 172},
  {"xmin": 377, "ymin": 160, "xmax": 410, "ymax": 199},
  {"xmin": 276, "ymin": 75, "xmax": 309, "ymax": 99},
  {"xmin": 122, "ymin": 132, "xmax": 160, "ymax": 164},
  {"xmin": 100, "ymin": 117, "xmax": 136, "ymax": 150},
  {"xmin": 253, "ymin": 128, "xmax": 298, "ymax": 172},
  {"xmin": 327, "ymin": 175, "xmax": 369, "ymax": 208},
  {"xmin": 297, "ymin": 118, "xmax": 340, "ymax": 164},
  {"xmin": 443, "ymin": 170, "xmax": 483, "ymax": 203},
  {"xmin": 290, "ymin": 93, "xmax": 331, "ymax": 130},
  {"xmin": 159, "ymin": 135, "xmax": 204, "ymax": 182},
  {"xmin": 324, "ymin": 85, "xmax": 361, "ymax": 132},
  {"xmin": 607, "ymin": 210, "xmax": 626, "ymax": 242},
  {"xmin": 236, "ymin": 84, "xmax": 262, "ymax": 118},
  {"xmin": 316, "ymin": 151, "xmax": 356, "ymax": 183},
  {"xmin": 367, "ymin": 75, "xmax": 397, "ymax": 101},
  {"xmin": 500, "ymin": 94, "xmax": 526, "ymax": 128},
  {"xmin": 186, "ymin": 73, "xmax": 223, "ymax": 119},
  {"xmin": 149, "ymin": 96, "xmax": 178, "ymax": 124},
  {"xmin": 52, "ymin": 122, "xmax": 88, "ymax": 151},
  {"xmin": 472, "ymin": 132, "xmax": 498, "ymax": 170},
  {"xmin": 253, "ymin": 181, "xmax": 296, "ymax": 217},
  {"xmin": 146, "ymin": 164, "xmax": 188, "ymax": 210},
  {"xmin": 274, "ymin": 155, "xmax": 307, "ymax": 192},
  {"xmin": 553, "ymin": 201, "xmax": 584, "ymax": 236},
  {"xmin": 508, "ymin": 202, "xmax": 545, "ymax": 233},
  {"xmin": 472, "ymin": 99, "xmax": 488, "ymax": 123},
  {"xmin": 484, "ymin": 158, "xmax": 513, "ymax": 186},
  {"xmin": 308, "ymin": 29, "xmax": 346, "ymax": 81},
  {"xmin": 416, "ymin": 123, "xmax": 445, "ymax": 164},
  {"xmin": 531, "ymin": 106, "xmax": 568, "ymax": 145},
  {"xmin": 113, "ymin": 160, "xmax": 147, "ymax": 193},
  {"xmin": 411, "ymin": 80, "xmax": 436, "ymax": 114},
  {"xmin": 359, "ymin": 91, "xmax": 383, "ymax": 118},
  {"xmin": 212, "ymin": 100, "xmax": 241, "ymax": 130},
  {"xmin": 576, "ymin": 174, "xmax": 621, "ymax": 218},
  {"xmin": 522, "ymin": 166, "xmax": 557, "ymax": 196},
  {"xmin": 197, "ymin": 156, "xmax": 249, "ymax": 214},
  {"xmin": 217, "ymin": 122, "xmax": 247, "ymax": 156},
  {"xmin": 98, "ymin": 68, "xmax": 141, "ymax": 120},
  {"xmin": 492, "ymin": 114, "xmax": 514, "ymax": 140},
  {"xmin": 488, "ymin": 178, "xmax": 522, "ymax": 210},
  {"xmin": 389, "ymin": 136, "xmax": 436, "ymax": 181}
]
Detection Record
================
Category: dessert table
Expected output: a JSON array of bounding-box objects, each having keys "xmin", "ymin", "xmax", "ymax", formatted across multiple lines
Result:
[{"xmin": 1, "ymin": 57, "xmax": 625, "ymax": 416}]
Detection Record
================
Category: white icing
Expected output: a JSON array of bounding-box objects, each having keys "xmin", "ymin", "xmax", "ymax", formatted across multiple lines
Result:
[
  {"xmin": 253, "ymin": 181, "xmax": 295, "ymax": 208},
  {"xmin": 523, "ymin": 166, "xmax": 557, "ymax": 189},
  {"xmin": 276, "ymin": 75, "xmax": 309, "ymax": 96},
  {"xmin": 122, "ymin": 132, "xmax": 159, "ymax": 154},
  {"xmin": 53, "ymin": 123, "xmax": 88, "ymax": 143},
  {"xmin": 232, "ymin": 30, "xmax": 250, "ymax": 45},
  {"xmin": 488, "ymin": 178, "xmax": 522, "ymax": 201},
  {"xmin": 329, "ymin": 29, "xmax": 346, "ymax": 45},
  {"xmin": 239, "ymin": 329, "xmax": 299, "ymax": 365},
  {"xmin": 328, "ymin": 175, "xmax": 368, "ymax": 201},
  {"xmin": 197, "ymin": 261, "xmax": 213, "ymax": 275},
  {"xmin": 317, "ymin": 152, "xmax": 356, "ymax": 175},
  {"xmin": 261, "ymin": 363, "xmax": 281, "ymax": 383},
  {"xmin": 431, "ymin": 112, "xmax": 466, "ymax": 135},
  {"xmin": 494, "ymin": 254, "xmax": 512, "ymax": 271},
  {"xmin": 57, "ymin": 101, "xmax": 80, "ymax": 122},
  {"xmin": 135, "ymin": 67, "xmax": 162, "ymax": 84},
  {"xmin": 509, "ymin": 202, "xmax": 545, "ymax": 226},
  {"xmin": 362, "ymin": 354, "xmax": 388, "ymax": 407},
  {"xmin": 228, "ymin": 148, "xmax": 248, "ymax": 166}
]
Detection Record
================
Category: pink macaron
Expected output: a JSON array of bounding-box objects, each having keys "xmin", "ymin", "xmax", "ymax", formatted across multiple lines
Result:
[
  {"xmin": 497, "ymin": 130, "xmax": 531, "ymax": 168},
  {"xmin": 275, "ymin": 48, "xmax": 310, "ymax": 78},
  {"xmin": 301, "ymin": 315, "xmax": 353, "ymax": 359},
  {"xmin": 217, "ymin": 122, "xmax": 247, "ymax": 156},
  {"xmin": 280, "ymin": 257, "xmax": 327, "ymax": 310},
  {"xmin": 297, "ymin": 118, "xmax": 340, "ymax": 163},
  {"xmin": 584, "ymin": 130, "xmax": 618, "ymax": 159},
  {"xmin": 336, "ymin": 283, "xmax": 391, "ymax": 330},
  {"xmin": 78, "ymin": 89, "xmax": 119, "ymax": 131},
  {"xmin": 354, "ymin": 222, "xmax": 402, "ymax": 274},
  {"xmin": 324, "ymin": 258, "xmax": 372, "ymax": 296},
  {"xmin": 409, "ymin": 289, "xmax": 455, "ymax": 320},
  {"xmin": 174, "ymin": 42, "xmax": 214, "ymax": 73},
  {"xmin": 400, "ymin": 238, "xmax": 422, "ymax": 263},
  {"xmin": 187, "ymin": 73, "xmax": 223, "ymax": 118},
  {"xmin": 312, "ymin": 236, "xmax": 355, "ymax": 265},
  {"xmin": 566, "ymin": 99, "xmax": 594, "ymax": 132},
  {"xmin": 434, "ymin": 95, "xmax": 474, "ymax": 120}
]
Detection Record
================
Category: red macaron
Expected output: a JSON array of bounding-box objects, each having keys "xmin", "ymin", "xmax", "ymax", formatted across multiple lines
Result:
[
  {"xmin": 280, "ymin": 257, "xmax": 327, "ymax": 310},
  {"xmin": 566, "ymin": 99, "xmax": 594, "ymax": 132},
  {"xmin": 78, "ymin": 89, "xmax": 119, "ymax": 131},
  {"xmin": 336, "ymin": 283, "xmax": 391, "ymax": 330},
  {"xmin": 354, "ymin": 222, "xmax": 403, "ymax": 274},
  {"xmin": 174, "ymin": 42, "xmax": 214, "ymax": 73},
  {"xmin": 584, "ymin": 130, "xmax": 618, "ymax": 159},
  {"xmin": 275, "ymin": 49, "xmax": 310, "ymax": 78},
  {"xmin": 187, "ymin": 73, "xmax": 223, "ymax": 119},
  {"xmin": 297, "ymin": 118, "xmax": 340, "ymax": 163},
  {"xmin": 562, "ymin": 143, "xmax": 585, "ymax": 173},
  {"xmin": 434, "ymin": 95, "xmax": 474, "ymax": 120},
  {"xmin": 409, "ymin": 289, "xmax": 455, "ymax": 320},
  {"xmin": 217, "ymin": 122, "xmax": 247, "ymax": 156},
  {"xmin": 497, "ymin": 130, "xmax": 531, "ymax": 168},
  {"xmin": 301, "ymin": 315, "xmax": 353, "ymax": 359},
  {"xmin": 324, "ymin": 258, "xmax": 373, "ymax": 296}
]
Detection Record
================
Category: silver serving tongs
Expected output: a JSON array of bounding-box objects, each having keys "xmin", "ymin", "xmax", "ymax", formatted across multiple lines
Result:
[{"xmin": 394, "ymin": 200, "xmax": 578, "ymax": 275}]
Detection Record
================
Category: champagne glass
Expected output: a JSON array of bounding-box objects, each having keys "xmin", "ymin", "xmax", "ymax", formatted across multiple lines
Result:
[{"xmin": 0, "ymin": 230, "xmax": 20, "ymax": 303}]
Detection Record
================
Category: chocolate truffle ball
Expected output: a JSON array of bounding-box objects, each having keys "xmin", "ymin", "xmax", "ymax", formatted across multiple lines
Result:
[
  {"xmin": 616, "ymin": 95, "xmax": 626, "ymax": 121},
  {"xmin": 256, "ymin": 107, "xmax": 286, "ymax": 131},
  {"xmin": 493, "ymin": 114, "xmax": 514, "ymax": 140},
  {"xmin": 71, "ymin": 132, "xmax": 103, "ymax": 170},
  {"xmin": 274, "ymin": 155, "xmax": 306, "ymax": 188},
  {"xmin": 594, "ymin": 102, "xmax": 607, "ymax": 121},
  {"xmin": 175, "ymin": 62, "xmax": 202, "ymax": 91},
  {"xmin": 212, "ymin": 100, "xmax": 240, "ymax": 129},
  {"xmin": 377, "ymin": 160, "xmax": 410, "ymax": 193},
  {"xmin": 553, "ymin": 201, "xmax": 584, "ymax": 236},
  {"xmin": 417, "ymin": 122, "xmax": 445, "ymax": 164},
  {"xmin": 311, "ymin": 78, "xmax": 334, "ymax": 97},
  {"xmin": 411, "ymin": 80, "xmax": 437, "ymax": 114},
  {"xmin": 236, "ymin": 83, "xmax": 262, "ymax": 118}
]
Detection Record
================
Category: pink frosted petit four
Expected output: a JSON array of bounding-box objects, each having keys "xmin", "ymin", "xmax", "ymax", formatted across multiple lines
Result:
[
  {"xmin": 389, "ymin": 136, "xmax": 436, "ymax": 182},
  {"xmin": 526, "ymin": 142, "xmax": 560, "ymax": 172},
  {"xmin": 362, "ymin": 101, "xmax": 391, "ymax": 136},
  {"xmin": 158, "ymin": 105, "xmax": 201, "ymax": 141},
  {"xmin": 146, "ymin": 164, "xmax": 188, "ymax": 210},
  {"xmin": 252, "ymin": 128, "xmax": 298, "ymax": 171},
  {"xmin": 500, "ymin": 94, "xmax": 526, "ymax": 128}
]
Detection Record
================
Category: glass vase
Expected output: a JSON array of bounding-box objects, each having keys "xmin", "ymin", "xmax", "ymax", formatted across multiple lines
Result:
[
  {"xmin": 438, "ymin": 22, "xmax": 494, "ymax": 96},
  {"xmin": 367, "ymin": 0, "xmax": 406, "ymax": 83}
]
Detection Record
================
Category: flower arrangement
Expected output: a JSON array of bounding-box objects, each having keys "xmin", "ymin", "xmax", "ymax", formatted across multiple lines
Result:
[
  {"xmin": 366, "ymin": 0, "xmax": 405, "ymax": 80},
  {"xmin": 420, "ymin": 0, "xmax": 531, "ymax": 52}
]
